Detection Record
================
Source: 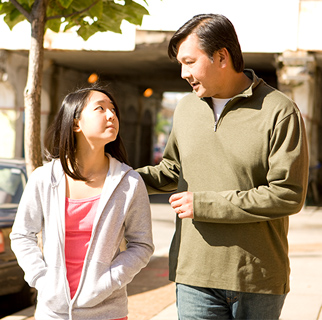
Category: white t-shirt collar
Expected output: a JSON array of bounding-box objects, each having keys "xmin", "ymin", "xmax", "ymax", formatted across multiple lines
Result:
[{"xmin": 211, "ymin": 97, "xmax": 231, "ymax": 121}]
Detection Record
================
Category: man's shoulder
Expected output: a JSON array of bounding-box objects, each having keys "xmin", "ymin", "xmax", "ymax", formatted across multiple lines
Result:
[
  {"xmin": 175, "ymin": 93, "xmax": 209, "ymax": 111},
  {"xmin": 255, "ymin": 81, "xmax": 298, "ymax": 112},
  {"xmin": 178, "ymin": 92, "xmax": 198, "ymax": 103}
]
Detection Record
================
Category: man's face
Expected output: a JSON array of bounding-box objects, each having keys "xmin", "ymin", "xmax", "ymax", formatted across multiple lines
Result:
[{"xmin": 177, "ymin": 33, "xmax": 224, "ymax": 98}]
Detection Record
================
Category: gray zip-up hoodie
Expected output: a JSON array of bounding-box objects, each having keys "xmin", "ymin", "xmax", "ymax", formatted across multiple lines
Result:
[{"xmin": 10, "ymin": 155, "xmax": 154, "ymax": 320}]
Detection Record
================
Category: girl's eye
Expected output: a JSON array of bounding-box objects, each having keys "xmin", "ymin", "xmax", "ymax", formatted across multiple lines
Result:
[{"xmin": 95, "ymin": 106, "xmax": 104, "ymax": 111}]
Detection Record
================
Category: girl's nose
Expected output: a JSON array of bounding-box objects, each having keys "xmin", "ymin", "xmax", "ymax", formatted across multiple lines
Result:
[{"xmin": 106, "ymin": 110, "xmax": 115, "ymax": 121}]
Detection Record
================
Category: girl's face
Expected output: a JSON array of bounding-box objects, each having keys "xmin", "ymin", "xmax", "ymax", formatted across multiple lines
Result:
[{"xmin": 74, "ymin": 91, "xmax": 119, "ymax": 148}]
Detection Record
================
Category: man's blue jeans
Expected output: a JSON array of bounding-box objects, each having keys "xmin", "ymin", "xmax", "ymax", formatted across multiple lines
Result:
[{"xmin": 176, "ymin": 283, "xmax": 286, "ymax": 320}]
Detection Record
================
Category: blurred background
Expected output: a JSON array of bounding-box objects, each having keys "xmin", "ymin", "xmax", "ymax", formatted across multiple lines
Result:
[{"xmin": 0, "ymin": 0, "xmax": 321, "ymax": 204}]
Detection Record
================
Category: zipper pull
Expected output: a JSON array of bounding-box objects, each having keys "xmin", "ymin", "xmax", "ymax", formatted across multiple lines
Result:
[{"xmin": 214, "ymin": 122, "xmax": 218, "ymax": 132}]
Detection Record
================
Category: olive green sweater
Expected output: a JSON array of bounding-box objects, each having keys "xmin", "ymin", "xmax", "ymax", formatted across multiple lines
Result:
[{"xmin": 137, "ymin": 70, "xmax": 309, "ymax": 294}]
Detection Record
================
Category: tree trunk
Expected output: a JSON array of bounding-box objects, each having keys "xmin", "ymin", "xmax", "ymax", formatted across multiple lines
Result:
[{"xmin": 24, "ymin": 0, "xmax": 47, "ymax": 176}]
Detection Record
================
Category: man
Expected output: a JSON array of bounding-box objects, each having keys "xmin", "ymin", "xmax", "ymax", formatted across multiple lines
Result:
[{"xmin": 137, "ymin": 14, "xmax": 308, "ymax": 319}]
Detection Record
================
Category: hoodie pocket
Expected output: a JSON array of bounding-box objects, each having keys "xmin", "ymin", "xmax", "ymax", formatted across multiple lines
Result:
[
  {"xmin": 37, "ymin": 266, "xmax": 69, "ymax": 313},
  {"xmin": 75, "ymin": 262, "xmax": 119, "ymax": 308}
]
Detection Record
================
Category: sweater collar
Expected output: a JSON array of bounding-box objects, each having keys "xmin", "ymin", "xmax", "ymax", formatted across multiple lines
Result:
[
  {"xmin": 242, "ymin": 69, "xmax": 262, "ymax": 97},
  {"xmin": 201, "ymin": 69, "xmax": 262, "ymax": 107}
]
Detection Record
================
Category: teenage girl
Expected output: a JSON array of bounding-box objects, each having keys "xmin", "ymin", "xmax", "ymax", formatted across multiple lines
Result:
[{"xmin": 11, "ymin": 87, "xmax": 154, "ymax": 320}]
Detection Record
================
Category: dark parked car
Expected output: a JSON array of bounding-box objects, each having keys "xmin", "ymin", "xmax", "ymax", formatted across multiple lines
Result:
[{"xmin": 0, "ymin": 158, "xmax": 36, "ymax": 314}]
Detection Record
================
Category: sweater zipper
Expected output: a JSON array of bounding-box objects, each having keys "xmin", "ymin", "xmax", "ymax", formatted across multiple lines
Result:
[
  {"xmin": 212, "ymin": 77, "xmax": 253, "ymax": 132},
  {"xmin": 213, "ymin": 98, "xmax": 235, "ymax": 132}
]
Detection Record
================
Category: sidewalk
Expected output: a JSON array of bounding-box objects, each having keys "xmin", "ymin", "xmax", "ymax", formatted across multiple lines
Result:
[
  {"xmin": 2, "ymin": 205, "xmax": 322, "ymax": 320},
  {"xmin": 280, "ymin": 206, "xmax": 322, "ymax": 320}
]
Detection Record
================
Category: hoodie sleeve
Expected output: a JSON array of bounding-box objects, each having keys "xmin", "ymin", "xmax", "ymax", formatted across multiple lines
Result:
[
  {"xmin": 10, "ymin": 166, "xmax": 47, "ymax": 291},
  {"xmin": 108, "ymin": 172, "xmax": 154, "ymax": 289}
]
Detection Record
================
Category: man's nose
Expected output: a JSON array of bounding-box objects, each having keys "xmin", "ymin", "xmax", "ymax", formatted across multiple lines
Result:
[{"xmin": 181, "ymin": 65, "xmax": 190, "ymax": 79}]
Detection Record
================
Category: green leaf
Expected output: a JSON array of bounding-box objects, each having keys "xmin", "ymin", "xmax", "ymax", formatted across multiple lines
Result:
[
  {"xmin": 3, "ymin": 8, "xmax": 26, "ymax": 30},
  {"xmin": 58, "ymin": 0, "xmax": 74, "ymax": 9},
  {"xmin": 93, "ymin": 10, "xmax": 123, "ymax": 32},
  {"xmin": 0, "ymin": 0, "xmax": 151, "ymax": 40},
  {"xmin": 73, "ymin": 0, "xmax": 150, "ymax": 40},
  {"xmin": 0, "ymin": 0, "xmax": 32, "ymax": 28},
  {"xmin": 103, "ymin": 1, "xmax": 128, "ymax": 20},
  {"xmin": 63, "ymin": 19, "xmax": 78, "ymax": 31},
  {"xmin": 122, "ymin": 1, "xmax": 149, "ymax": 25},
  {"xmin": 18, "ymin": 0, "xmax": 32, "ymax": 6},
  {"xmin": 46, "ymin": 15, "xmax": 61, "ymax": 32},
  {"xmin": 89, "ymin": 0, "xmax": 102, "ymax": 19},
  {"xmin": 70, "ymin": 0, "xmax": 93, "ymax": 12},
  {"xmin": 28, "ymin": 0, "xmax": 35, "ymax": 8},
  {"xmin": 77, "ymin": 21, "xmax": 99, "ymax": 40},
  {"xmin": 0, "ymin": 1, "xmax": 17, "ymax": 15},
  {"xmin": 47, "ymin": 0, "xmax": 60, "ymax": 15}
]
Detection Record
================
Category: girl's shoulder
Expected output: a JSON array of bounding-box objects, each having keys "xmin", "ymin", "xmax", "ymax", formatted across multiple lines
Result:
[
  {"xmin": 29, "ymin": 161, "xmax": 52, "ymax": 178},
  {"xmin": 125, "ymin": 167, "xmax": 142, "ymax": 181},
  {"xmin": 108, "ymin": 155, "xmax": 142, "ymax": 184},
  {"xmin": 28, "ymin": 159, "xmax": 63, "ymax": 186}
]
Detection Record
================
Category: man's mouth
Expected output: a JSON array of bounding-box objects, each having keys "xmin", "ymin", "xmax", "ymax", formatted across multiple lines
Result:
[{"xmin": 191, "ymin": 81, "xmax": 200, "ymax": 89}]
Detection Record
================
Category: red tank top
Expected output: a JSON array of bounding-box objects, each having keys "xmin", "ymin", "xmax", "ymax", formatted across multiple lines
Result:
[
  {"xmin": 65, "ymin": 194, "xmax": 100, "ymax": 299},
  {"xmin": 65, "ymin": 196, "xmax": 128, "ymax": 320}
]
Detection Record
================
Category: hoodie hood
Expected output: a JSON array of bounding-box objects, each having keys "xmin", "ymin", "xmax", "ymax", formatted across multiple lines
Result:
[{"xmin": 49, "ymin": 154, "xmax": 132, "ymax": 189}]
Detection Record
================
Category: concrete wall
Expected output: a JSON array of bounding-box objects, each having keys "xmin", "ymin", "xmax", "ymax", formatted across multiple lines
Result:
[
  {"xmin": 276, "ymin": 51, "xmax": 322, "ymax": 203},
  {"xmin": 0, "ymin": 50, "xmax": 159, "ymax": 168}
]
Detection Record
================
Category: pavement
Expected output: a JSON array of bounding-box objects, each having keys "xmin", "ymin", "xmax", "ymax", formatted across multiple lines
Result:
[{"xmin": 2, "ymin": 200, "xmax": 322, "ymax": 320}]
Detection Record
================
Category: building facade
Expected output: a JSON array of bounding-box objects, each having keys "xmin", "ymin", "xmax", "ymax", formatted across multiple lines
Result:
[{"xmin": 0, "ymin": 0, "xmax": 322, "ymax": 201}]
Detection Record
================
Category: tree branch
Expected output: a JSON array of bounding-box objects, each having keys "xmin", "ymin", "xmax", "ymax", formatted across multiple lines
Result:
[
  {"xmin": 47, "ymin": 0, "xmax": 100, "ymax": 21},
  {"xmin": 9, "ymin": 0, "xmax": 32, "ymax": 22}
]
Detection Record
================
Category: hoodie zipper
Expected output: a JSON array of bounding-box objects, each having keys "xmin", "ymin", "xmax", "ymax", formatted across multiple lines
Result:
[
  {"xmin": 50, "ymin": 160, "xmax": 73, "ymax": 306},
  {"xmin": 70, "ymin": 157, "xmax": 131, "ymax": 306}
]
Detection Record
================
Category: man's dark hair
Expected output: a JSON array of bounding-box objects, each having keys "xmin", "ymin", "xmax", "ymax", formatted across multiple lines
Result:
[
  {"xmin": 44, "ymin": 87, "xmax": 129, "ymax": 181},
  {"xmin": 168, "ymin": 14, "xmax": 244, "ymax": 72}
]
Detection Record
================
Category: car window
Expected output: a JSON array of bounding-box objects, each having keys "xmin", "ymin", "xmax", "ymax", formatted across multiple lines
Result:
[{"xmin": 0, "ymin": 166, "xmax": 26, "ymax": 207}]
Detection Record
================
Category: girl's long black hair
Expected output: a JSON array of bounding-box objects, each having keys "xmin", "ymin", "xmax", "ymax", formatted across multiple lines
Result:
[{"xmin": 44, "ymin": 87, "xmax": 129, "ymax": 182}]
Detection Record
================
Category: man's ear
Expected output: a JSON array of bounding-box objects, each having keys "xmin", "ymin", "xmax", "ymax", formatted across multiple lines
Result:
[
  {"xmin": 73, "ymin": 119, "xmax": 81, "ymax": 132},
  {"xmin": 216, "ymin": 48, "xmax": 229, "ymax": 66}
]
